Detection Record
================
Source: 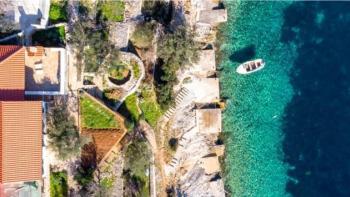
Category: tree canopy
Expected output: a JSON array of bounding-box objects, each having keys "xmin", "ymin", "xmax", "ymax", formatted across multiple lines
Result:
[
  {"xmin": 155, "ymin": 26, "xmax": 199, "ymax": 109},
  {"xmin": 47, "ymin": 100, "xmax": 89, "ymax": 160}
]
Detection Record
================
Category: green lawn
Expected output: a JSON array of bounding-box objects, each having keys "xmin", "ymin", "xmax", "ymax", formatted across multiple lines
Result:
[
  {"xmin": 80, "ymin": 94, "xmax": 119, "ymax": 128},
  {"xmin": 100, "ymin": 1, "xmax": 125, "ymax": 22},
  {"xmin": 49, "ymin": 0, "xmax": 68, "ymax": 24},
  {"xmin": 32, "ymin": 26, "xmax": 65, "ymax": 47},
  {"xmin": 139, "ymin": 87, "xmax": 163, "ymax": 127},
  {"xmin": 50, "ymin": 171, "xmax": 68, "ymax": 197},
  {"xmin": 124, "ymin": 93, "xmax": 140, "ymax": 122}
]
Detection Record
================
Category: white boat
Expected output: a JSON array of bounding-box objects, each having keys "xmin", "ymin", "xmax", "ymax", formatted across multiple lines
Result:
[{"xmin": 236, "ymin": 59, "xmax": 265, "ymax": 74}]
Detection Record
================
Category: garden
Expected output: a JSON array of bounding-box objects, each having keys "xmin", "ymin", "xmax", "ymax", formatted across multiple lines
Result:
[{"xmin": 80, "ymin": 94, "xmax": 119, "ymax": 129}]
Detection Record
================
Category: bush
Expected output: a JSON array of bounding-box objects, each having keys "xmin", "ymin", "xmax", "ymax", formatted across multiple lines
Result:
[
  {"xmin": 131, "ymin": 22, "xmax": 155, "ymax": 49},
  {"xmin": 47, "ymin": 100, "xmax": 88, "ymax": 160},
  {"xmin": 50, "ymin": 171, "xmax": 68, "ymax": 197},
  {"xmin": 168, "ymin": 138, "xmax": 178, "ymax": 151},
  {"xmin": 49, "ymin": 0, "xmax": 68, "ymax": 24},
  {"xmin": 99, "ymin": 1, "xmax": 125, "ymax": 22}
]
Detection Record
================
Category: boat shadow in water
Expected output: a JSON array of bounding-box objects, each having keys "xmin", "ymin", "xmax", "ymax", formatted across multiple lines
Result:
[
  {"xmin": 281, "ymin": 2, "xmax": 350, "ymax": 196},
  {"xmin": 229, "ymin": 44, "xmax": 256, "ymax": 63}
]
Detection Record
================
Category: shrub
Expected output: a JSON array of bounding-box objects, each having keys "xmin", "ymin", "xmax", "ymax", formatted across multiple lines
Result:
[
  {"xmin": 99, "ymin": 1, "xmax": 125, "ymax": 22},
  {"xmin": 168, "ymin": 138, "xmax": 178, "ymax": 151},
  {"xmin": 131, "ymin": 22, "xmax": 155, "ymax": 49},
  {"xmin": 49, "ymin": 0, "xmax": 68, "ymax": 24}
]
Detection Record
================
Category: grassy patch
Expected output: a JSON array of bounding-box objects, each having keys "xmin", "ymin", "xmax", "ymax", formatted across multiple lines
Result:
[
  {"xmin": 139, "ymin": 86, "xmax": 163, "ymax": 127},
  {"xmin": 124, "ymin": 94, "xmax": 140, "ymax": 122},
  {"xmin": 50, "ymin": 170, "xmax": 68, "ymax": 197},
  {"xmin": 32, "ymin": 26, "xmax": 65, "ymax": 47},
  {"xmin": 99, "ymin": 1, "xmax": 125, "ymax": 22},
  {"xmin": 49, "ymin": 0, "xmax": 68, "ymax": 24},
  {"xmin": 80, "ymin": 94, "xmax": 119, "ymax": 128}
]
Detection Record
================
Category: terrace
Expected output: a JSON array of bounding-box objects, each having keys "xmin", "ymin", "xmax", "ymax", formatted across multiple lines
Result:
[
  {"xmin": 24, "ymin": 47, "xmax": 66, "ymax": 95},
  {"xmin": 196, "ymin": 108, "xmax": 222, "ymax": 134}
]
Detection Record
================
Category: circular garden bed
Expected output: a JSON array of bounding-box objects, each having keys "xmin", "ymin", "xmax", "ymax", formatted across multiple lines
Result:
[{"xmin": 108, "ymin": 63, "xmax": 131, "ymax": 85}]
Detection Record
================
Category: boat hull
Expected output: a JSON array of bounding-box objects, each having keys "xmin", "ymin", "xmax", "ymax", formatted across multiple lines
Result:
[{"xmin": 236, "ymin": 59, "xmax": 265, "ymax": 75}]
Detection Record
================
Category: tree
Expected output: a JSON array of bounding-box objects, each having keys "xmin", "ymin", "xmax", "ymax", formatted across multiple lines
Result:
[
  {"xmin": 131, "ymin": 22, "xmax": 156, "ymax": 49},
  {"xmin": 155, "ymin": 26, "xmax": 199, "ymax": 109},
  {"xmin": 157, "ymin": 26, "xmax": 199, "ymax": 70},
  {"xmin": 0, "ymin": 14, "xmax": 16, "ymax": 33},
  {"xmin": 47, "ymin": 99, "xmax": 89, "ymax": 160}
]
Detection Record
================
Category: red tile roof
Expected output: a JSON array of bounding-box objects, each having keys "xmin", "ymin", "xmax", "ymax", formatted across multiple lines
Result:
[
  {"xmin": 0, "ymin": 45, "xmax": 22, "ymax": 62},
  {"xmin": 0, "ymin": 101, "xmax": 42, "ymax": 183},
  {"xmin": 0, "ymin": 46, "xmax": 25, "ymax": 91}
]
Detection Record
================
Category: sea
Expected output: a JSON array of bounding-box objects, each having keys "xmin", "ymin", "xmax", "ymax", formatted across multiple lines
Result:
[{"xmin": 220, "ymin": 1, "xmax": 350, "ymax": 196}]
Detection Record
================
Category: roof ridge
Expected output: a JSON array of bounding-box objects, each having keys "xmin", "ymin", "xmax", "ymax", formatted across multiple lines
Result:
[{"xmin": 0, "ymin": 45, "xmax": 23, "ymax": 63}]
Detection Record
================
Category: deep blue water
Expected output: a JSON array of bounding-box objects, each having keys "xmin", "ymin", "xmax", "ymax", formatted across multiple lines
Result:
[
  {"xmin": 282, "ymin": 2, "xmax": 350, "ymax": 196},
  {"xmin": 221, "ymin": 1, "xmax": 350, "ymax": 196}
]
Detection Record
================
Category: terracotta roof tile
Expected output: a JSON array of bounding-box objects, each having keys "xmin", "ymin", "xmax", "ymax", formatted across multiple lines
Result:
[
  {"xmin": 0, "ymin": 46, "xmax": 22, "ymax": 62},
  {"xmin": 0, "ymin": 46, "xmax": 25, "ymax": 90},
  {"xmin": 0, "ymin": 101, "xmax": 42, "ymax": 183}
]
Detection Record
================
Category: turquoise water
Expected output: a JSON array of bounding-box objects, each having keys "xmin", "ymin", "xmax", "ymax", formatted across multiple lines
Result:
[
  {"xmin": 222, "ymin": 1, "xmax": 350, "ymax": 196},
  {"xmin": 220, "ymin": 1, "xmax": 295, "ymax": 196}
]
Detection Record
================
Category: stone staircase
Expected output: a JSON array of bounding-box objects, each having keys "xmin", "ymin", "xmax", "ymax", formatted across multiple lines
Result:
[{"xmin": 163, "ymin": 87, "xmax": 190, "ymax": 120}]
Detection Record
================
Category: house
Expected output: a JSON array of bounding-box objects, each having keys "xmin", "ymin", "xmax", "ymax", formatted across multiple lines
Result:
[
  {"xmin": 0, "ymin": 45, "xmax": 67, "ymax": 97},
  {"xmin": 0, "ymin": 45, "xmax": 43, "ymax": 196}
]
